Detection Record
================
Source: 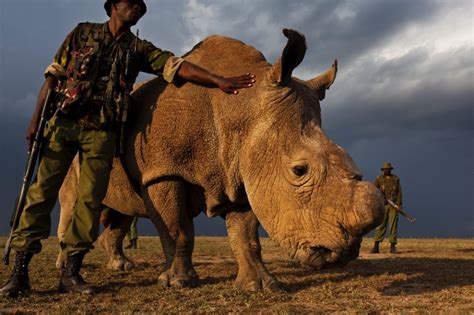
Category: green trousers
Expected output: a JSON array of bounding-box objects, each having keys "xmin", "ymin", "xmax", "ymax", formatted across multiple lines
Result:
[
  {"xmin": 11, "ymin": 114, "xmax": 116, "ymax": 256},
  {"xmin": 126, "ymin": 217, "xmax": 138, "ymax": 241},
  {"xmin": 373, "ymin": 205, "xmax": 399, "ymax": 244}
]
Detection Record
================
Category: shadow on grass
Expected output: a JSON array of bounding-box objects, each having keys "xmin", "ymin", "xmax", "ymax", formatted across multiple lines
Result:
[
  {"xmin": 33, "ymin": 288, "xmax": 63, "ymax": 297},
  {"xmin": 199, "ymin": 275, "xmax": 234, "ymax": 286},
  {"xmin": 100, "ymin": 278, "xmax": 158, "ymax": 293},
  {"xmin": 193, "ymin": 261, "xmax": 235, "ymax": 268},
  {"xmin": 126, "ymin": 262, "xmax": 152, "ymax": 270},
  {"xmin": 86, "ymin": 267, "xmax": 233, "ymax": 293},
  {"xmin": 95, "ymin": 275, "xmax": 234, "ymax": 293},
  {"xmin": 83, "ymin": 263, "xmax": 101, "ymax": 271},
  {"xmin": 278, "ymin": 257, "xmax": 474, "ymax": 296},
  {"xmin": 456, "ymin": 248, "xmax": 474, "ymax": 253}
]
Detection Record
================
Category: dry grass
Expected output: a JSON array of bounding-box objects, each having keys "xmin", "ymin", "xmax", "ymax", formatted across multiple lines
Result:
[{"xmin": 0, "ymin": 237, "xmax": 473, "ymax": 313}]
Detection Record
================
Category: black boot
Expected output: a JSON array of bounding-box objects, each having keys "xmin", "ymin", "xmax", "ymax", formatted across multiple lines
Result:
[
  {"xmin": 58, "ymin": 253, "xmax": 97, "ymax": 294},
  {"xmin": 0, "ymin": 251, "xmax": 33, "ymax": 298},
  {"xmin": 370, "ymin": 241, "xmax": 380, "ymax": 254},
  {"xmin": 390, "ymin": 243, "xmax": 398, "ymax": 254}
]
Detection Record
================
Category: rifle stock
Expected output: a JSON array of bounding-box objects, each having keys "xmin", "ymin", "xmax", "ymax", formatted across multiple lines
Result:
[{"xmin": 3, "ymin": 89, "xmax": 54, "ymax": 265}]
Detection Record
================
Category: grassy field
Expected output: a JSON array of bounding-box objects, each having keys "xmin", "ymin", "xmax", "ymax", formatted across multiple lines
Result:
[{"xmin": 0, "ymin": 237, "xmax": 473, "ymax": 313}]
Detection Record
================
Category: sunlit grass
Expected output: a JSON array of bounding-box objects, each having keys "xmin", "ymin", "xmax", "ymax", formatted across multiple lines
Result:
[{"xmin": 0, "ymin": 237, "xmax": 473, "ymax": 313}]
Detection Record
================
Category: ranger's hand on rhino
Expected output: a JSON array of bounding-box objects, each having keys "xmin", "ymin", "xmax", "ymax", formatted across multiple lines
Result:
[
  {"xmin": 214, "ymin": 73, "xmax": 256, "ymax": 94},
  {"xmin": 57, "ymin": 28, "xmax": 385, "ymax": 292},
  {"xmin": 177, "ymin": 61, "xmax": 256, "ymax": 94}
]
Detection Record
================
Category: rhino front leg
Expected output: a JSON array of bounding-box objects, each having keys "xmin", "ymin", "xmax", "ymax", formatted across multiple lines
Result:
[
  {"xmin": 142, "ymin": 180, "xmax": 198, "ymax": 288},
  {"xmin": 225, "ymin": 208, "xmax": 282, "ymax": 291},
  {"xmin": 97, "ymin": 207, "xmax": 136, "ymax": 271}
]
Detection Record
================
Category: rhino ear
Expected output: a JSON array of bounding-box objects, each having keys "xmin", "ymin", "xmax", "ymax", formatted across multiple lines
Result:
[
  {"xmin": 273, "ymin": 29, "xmax": 307, "ymax": 86},
  {"xmin": 308, "ymin": 60, "xmax": 338, "ymax": 101}
]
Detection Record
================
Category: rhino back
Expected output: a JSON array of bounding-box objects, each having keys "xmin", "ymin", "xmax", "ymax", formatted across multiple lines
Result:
[{"xmin": 113, "ymin": 35, "xmax": 272, "ymax": 217}]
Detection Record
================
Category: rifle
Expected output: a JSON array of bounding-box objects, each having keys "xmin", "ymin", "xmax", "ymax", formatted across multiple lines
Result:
[
  {"xmin": 3, "ymin": 88, "xmax": 54, "ymax": 265},
  {"xmin": 386, "ymin": 199, "xmax": 416, "ymax": 223},
  {"xmin": 118, "ymin": 29, "xmax": 139, "ymax": 155}
]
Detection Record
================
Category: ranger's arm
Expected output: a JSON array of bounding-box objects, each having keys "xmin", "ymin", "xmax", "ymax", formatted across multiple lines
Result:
[
  {"xmin": 139, "ymin": 40, "xmax": 255, "ymax": 94},
  {"xmin": 374, "ymin": 176, "xmax": 388, "ymax": 204},
  {"xmin": 396, "ymin": 177, "xmax": 402, "ymax": 207},
  {"xmin": 28, "ymin": 24, "xmax": 78, "ymax": 150},
  {"xmin": 374, "ymin": 176, "xmax": 380, "ymax": 189},
  {"xmin": 176, "ymin": 61, "xmax": 255, "ymax": 94},
  {"xmin": 26, "ymin": 75, "xmax": 58, "ymax": 151}
]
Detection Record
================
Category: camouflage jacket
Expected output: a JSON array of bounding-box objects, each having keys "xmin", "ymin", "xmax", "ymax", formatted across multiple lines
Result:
[
  {"xmin": 375, "ymin": 174, "xmax": 402, "ymax": 206},
  {"xmin": 44, "ymin": 22, "xmax": 184, "ymax": 129}
]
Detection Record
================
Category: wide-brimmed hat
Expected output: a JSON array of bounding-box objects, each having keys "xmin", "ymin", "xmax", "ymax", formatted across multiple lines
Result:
[
  {"xmin": 104, "ymin": 0, "xmax": 147, "ymax": 17},
  {"xmin": 381, "ymin": 162, "xmax": 394, "ymax": 170}
]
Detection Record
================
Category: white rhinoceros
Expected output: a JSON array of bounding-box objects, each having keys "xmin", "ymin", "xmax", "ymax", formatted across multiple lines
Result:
[{"xmin": 57, "ymin": 29, "xmax": 384, "ymax": 291}]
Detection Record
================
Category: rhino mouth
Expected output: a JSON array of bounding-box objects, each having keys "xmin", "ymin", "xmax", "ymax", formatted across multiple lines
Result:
[{"xmin": 295, "ymin": 238, "xmax": 362, "ymax": 269}]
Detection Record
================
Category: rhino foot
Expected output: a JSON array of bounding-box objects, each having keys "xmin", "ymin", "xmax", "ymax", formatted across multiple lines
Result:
[
  {"xmin": 97, "ymin": 229, "xmax": 135, "ymax": 271},
  {"xmin": 265, "ymin": 279, "xmax": 284, "ymax": 292},
  {"xmin": 106, "ymin": 255, "xmax": 135, "ymax": 271},
  {"xmin": 157, "ymin": 267, "xmax": 199, "ymax": 288},
  {"xmin": 235, "ymin": 270, "xmax": 283, "ymax": 292}
]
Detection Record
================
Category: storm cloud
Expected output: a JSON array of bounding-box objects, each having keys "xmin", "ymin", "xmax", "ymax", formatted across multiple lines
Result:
[{"xmin": 0, "ymin": 0, "xmax": 472, "ymax": 237}]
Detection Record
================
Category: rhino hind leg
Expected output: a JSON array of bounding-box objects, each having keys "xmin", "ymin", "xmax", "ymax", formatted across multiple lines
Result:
[
  {"xmin": 97, "ymin": 207, "xmax": 136, "ymax": 271},
  {"xmin": 142, "ymin": 180, "xmax": 198, "ymax": 288},
  {"xmin": 56, "ymin": 204, "xmax": 74, "ymax": 269},
  {"xmin": 225, "ymin": 208, "xmax": 283, "ymax": 292},
  {"xmin": 56, "ymin": 160, "xmax": 79, "ymax": 269}
]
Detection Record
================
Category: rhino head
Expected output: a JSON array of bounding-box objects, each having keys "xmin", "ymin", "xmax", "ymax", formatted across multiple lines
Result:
[{"xmin": 241, "ymin": 30, "xmax": 384, "ymax": 269}]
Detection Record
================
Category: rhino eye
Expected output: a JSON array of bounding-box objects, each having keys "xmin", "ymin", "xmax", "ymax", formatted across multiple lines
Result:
[{"xmin": 292, "ymin": 165, "xmax": 308, "ymax": 177}]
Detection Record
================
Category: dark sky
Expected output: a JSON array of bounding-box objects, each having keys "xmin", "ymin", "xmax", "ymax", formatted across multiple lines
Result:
[{"xmin": 0, "ymin": 0, "xmax": 472, "ymax": 238}]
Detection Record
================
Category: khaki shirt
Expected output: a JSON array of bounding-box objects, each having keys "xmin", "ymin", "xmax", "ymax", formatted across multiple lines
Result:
[{"xmin": 375, "ymin": 174, "xmax": 402, "ymax": 205}]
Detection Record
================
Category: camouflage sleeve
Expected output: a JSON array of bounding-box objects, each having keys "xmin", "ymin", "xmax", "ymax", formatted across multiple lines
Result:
[
  {"xmin": 44, "ymin": 25, "xmax": 80, "ymax": 80},
  {"xmin": 396, "ymin": 178, "xmax": 402, "ymax": 205},
  {"xmin": 139, "ymin": 39, "xmax": 184, "ymax": 83},
  {"xmin": 374, "ymin": 176, "xmax": 380, "ymax": 189}
]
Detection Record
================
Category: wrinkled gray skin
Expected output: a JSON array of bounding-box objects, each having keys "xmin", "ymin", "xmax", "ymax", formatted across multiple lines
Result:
[{"xmin": 58, "ymin": 29, "xmax": 384, "ymax": 291}]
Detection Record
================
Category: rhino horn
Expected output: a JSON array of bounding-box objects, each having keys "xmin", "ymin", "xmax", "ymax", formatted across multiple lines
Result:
[
  {"xmin": 273, "ymin": 29, "xmax": 307, "ymax": 86},
  {"xmin": 308, "ymin": 60, "xmax": 338, "ymax": 101}
]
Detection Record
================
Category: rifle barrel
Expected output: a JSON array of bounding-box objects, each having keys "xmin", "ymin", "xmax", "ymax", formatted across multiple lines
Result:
[
  {"xmin": 386, "ymin": 199, "xmax": 416, "ymax": 223},
  {"xmin": 2, "ymin": 89, "xmax": 53, "ymax": 265}
]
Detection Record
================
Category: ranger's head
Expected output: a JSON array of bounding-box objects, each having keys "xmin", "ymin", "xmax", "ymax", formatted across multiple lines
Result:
[
  {"xmin": 105, "ymin": 0, "xmax": 147, "ymax": 26},
  {"xmin": 381, "ymin": 162, "xmax": 394, "ymax": 176}
]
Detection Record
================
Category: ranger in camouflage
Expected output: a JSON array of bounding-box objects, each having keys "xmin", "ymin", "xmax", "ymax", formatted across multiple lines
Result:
[
  {"xmin": 370, "ymin": 162, "xmax": 403, "ymax": 254},
  {"xmin": 1, "ymin": 0, "xmax": 255, "ymax": 298}
]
